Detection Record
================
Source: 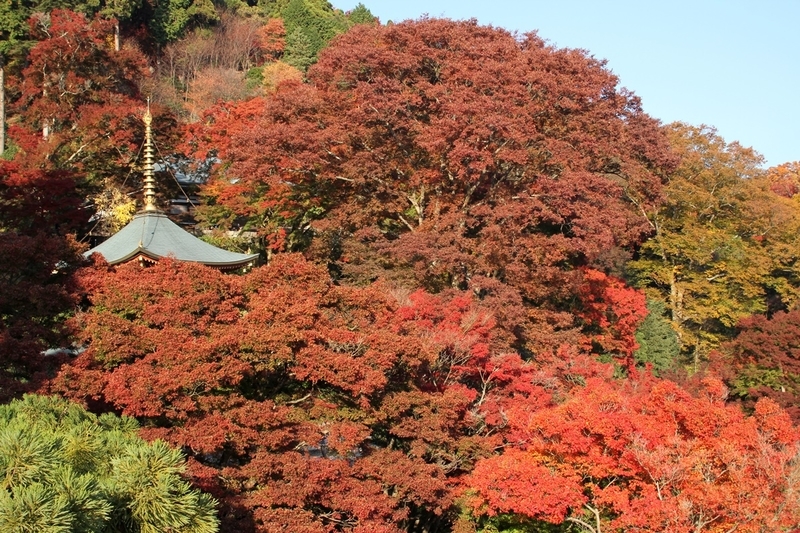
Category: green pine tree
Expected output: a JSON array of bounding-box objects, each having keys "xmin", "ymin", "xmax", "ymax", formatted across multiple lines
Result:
[
  {"xmin": 283, "ymin": 27, "xmax": 316, "ymax": 71},
  {"xmin": 0, "ymin": 395, "xmax": 219, "ymax": 533},
  {"xmin": 634, "ymin": 299, "xmax": 681, "ymax": 374},
  {"xmin": 150, "ymin": 0, "xmax": 219, "ymax": 44},
  {"xmin": 347, "ymin": 3, "xmax": 376, "ymax": 25}
]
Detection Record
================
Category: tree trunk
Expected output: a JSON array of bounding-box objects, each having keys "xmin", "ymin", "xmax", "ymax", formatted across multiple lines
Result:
[
  {"xmin": 114, "ymin": 22, "xmax": 120, "ymax": 52},
  {"xmin": 669, "ymin": 266, "xmax": 685, "ymax": 340}
]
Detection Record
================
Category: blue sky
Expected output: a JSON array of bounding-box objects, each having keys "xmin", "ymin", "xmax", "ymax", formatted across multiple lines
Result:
[{"xmin": 335, "ymin": 1, "xmax": 799, "ymax": 167}]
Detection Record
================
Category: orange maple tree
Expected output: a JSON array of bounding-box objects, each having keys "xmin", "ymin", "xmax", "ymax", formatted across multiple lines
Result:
[{"xmin": 467, "ymin": 375, "xmax": 800, "ymax": 532}]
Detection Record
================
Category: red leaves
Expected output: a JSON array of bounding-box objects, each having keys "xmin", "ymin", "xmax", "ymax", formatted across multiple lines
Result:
[
  {"xmin": 238, "ymin": 451, "xmax": 409, "ymax": 533},
  {"xmin": 232, "ymin": 446, "xmax": 452, "ymax": 532},
  {"xmin": 726, "ymin": 310, "xmax": 800, "ymax": 376},
  {"xmin": 48, "ymin": 223, "xmax": 800, "ymax": 533},
  {"xmin": 7, "ymin": 9, "xmax": 155, "ymax": 210},
  {"xmin": 54, "ymin": 254, "xmax": 533, "ymax": 531},
  {"xmin": 753, "ymin": 396, "xmax": 799, "ymax": 445},
  {"xmin": 716, "ymin": 309, "xmax": 800, "ymax": 422},
  {"xmin": 468, "ymin": 376, "xmax": 800, "ymax": 532},
  {"xmin": 0, "ymin": 232, "xmax": 83, "ymax": 400},
  {"xmin": 182, "ymin": 96, "xmax": 269, "ymax": 163},
  {"xmin": 193, "ymin": 18, "xmax": 674, "ymax": 357},
  {"xmin": 578, "ymin": 268, "xmax": 649, "ymax": 369},
  {"xmin": 57, "ymin": 259, "xmax": 251, "ymax": 418},
  {"xmin": 766, "ymin": 162, "xmax": 800, "ymax": 198},
  {"xmin": 257, "ymin": 18, "xmax": 286, "ymax": 60},
  {"xmin": 468, "ymin": 449, "xmax": 586, "ymax": 523},
  {"xmin": 0, "ymin": 160, "xmax": 84, "ymax": 233},
  {"xmin": 18, "ymin": 10, "xmax": 146, "ymax": 132},
  {"xmin": 382, "ymin": 385, "xmax": 478, "ymax": 463}
]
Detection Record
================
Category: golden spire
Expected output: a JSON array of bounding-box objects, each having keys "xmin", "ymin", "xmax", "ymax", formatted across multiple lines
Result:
[{"xmin": 141, "ymin": 99, "xmax": 158, "ymax": 212}]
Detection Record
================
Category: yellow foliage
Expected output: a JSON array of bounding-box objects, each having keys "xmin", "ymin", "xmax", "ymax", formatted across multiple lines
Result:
[
  {"xmin": 93, "ymin": 181, "xmax": 137, "ymax": 233},
  {"xmin": 262, "ymin": 61, "xmax": 303, "ymax": 94},
  {"xmin": 629, "ymin": 123, "xmax": 800, "ymax": 364}
]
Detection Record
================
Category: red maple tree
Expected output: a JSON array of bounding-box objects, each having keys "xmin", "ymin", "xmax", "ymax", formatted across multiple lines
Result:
[
  {"xmin": 192, "ymin": 18, "xmax": 677, "ymax": 359},
  {"xmin": 716, "ymin": 309, "xmax": 800, "ymax": 423},
  {"xmin": 52, "ymin": 255, "xmax": 559, "ymax": 532}
]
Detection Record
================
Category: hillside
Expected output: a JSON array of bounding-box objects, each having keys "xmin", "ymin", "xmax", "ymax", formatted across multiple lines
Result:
[{"xmin": 2, "ymin": 5, "xmax": 800, "ymax": 533}]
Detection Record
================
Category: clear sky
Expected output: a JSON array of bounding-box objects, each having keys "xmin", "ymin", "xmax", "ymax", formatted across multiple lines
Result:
[{"xmin": 334, "ymin": 1, "xmax": 799, "ymax": 167}]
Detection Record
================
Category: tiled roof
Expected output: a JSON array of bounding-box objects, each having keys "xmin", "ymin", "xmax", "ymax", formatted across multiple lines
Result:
[{"xmin": 84, "ymin": 211, "xmax": 258, "ymax": 269}]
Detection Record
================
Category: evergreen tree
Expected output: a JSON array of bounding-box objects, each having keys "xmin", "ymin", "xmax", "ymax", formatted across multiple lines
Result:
[
  {"xmin": 283, "ymin": 27, "xmax": 315, "ymax": 70},
  {"xmin": 150, "ymin": 0, "xmax": 220, "ymax": 44},
  {"xmin": 0, "ymin": 395, "xmax": 219, "ymax": 533},
  {"xmin": 280, "ymin": 0, "xmax": 349, "ymax": 58},
  {"xmin": 347, "ymin": 3, "xmax": 376, "ymax": 25},
  {"xmin": 634, "ymin": 299, "xmax": 681, "ymax": 373}
]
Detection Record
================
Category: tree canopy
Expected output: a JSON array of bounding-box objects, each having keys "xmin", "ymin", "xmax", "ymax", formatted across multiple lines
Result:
[
  {"xmin": 193, "ymin": 18, "xmax": 676, "ymax": 358},
  {"xmin": 629, "ymin": 123, "xmax": 800, "ymax": 365},
  {"xmin": 2, "ymin": 7, "xmax": 800, "ymax": 533},
  {"xmin": 467, "ymin": 376, "xmax": 800, "ymax": 533}
]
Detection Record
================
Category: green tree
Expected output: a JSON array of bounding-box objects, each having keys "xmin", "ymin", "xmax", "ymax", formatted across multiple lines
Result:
[
  {"xmin": 97, "ymin": 0, "xmax": 143, "ymax": 50},
  {"xmin": 280, "ymin": 0, "xmax": 348, "ymax": 60},
  {"xmin": 150, "ymin": 0, "xmax": 219, "ymax": 44},
  {"xmin": 347, "ymin": 3, "xmax": 376, "ymax": 25},
  {"xmin": 633, "ymin": 299, "xmax": 680, "ymax": 374},
  {"xmin": 0, "ymin": 394, "xmax": 219, "ymax": 533},
  {"xmin": 282, "ymin": 27, "xmax": 314, "ymax": 70}
]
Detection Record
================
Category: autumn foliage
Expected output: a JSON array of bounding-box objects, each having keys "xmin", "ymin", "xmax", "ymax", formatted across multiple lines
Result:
[
  {"xmin": 468, "ymin": 377, "xmax": 800, "ymax": 532},
  {"xmin": 629, "ymin": 123, "xmax": 800, "ymax": 361},
  {"xmin": 53, "ymin": 256, "xmax": 513, "ymax": 531},
  {"xmin": 717, "ymin": 310, "xmax": 800, "ymax": 423},
  {"xmin": 48, "ymin": 255, "xmax": 800, "ymax": 532},
  {"xmin": 13, "ymin": 10, "xmax": 150, "ymax": 180},
  {"xmin": 0, "ymin": 232, "xmax": 83, "ymax": 400},
  {"xmin": 3, "ymin": 7, "xmax": 800, "ymax": 533},
  {"xmin": 578, "ymin": 268, "xmax": 649, "ymax": 370},
  {"xmin": 193, "ymin": 18, "xmax": 677, "ymax": 360}
]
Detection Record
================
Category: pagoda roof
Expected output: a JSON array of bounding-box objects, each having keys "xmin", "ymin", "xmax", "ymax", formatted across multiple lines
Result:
[{"xmin": 84, "ymin": 211, "xmax": 258, "ymax": 270}]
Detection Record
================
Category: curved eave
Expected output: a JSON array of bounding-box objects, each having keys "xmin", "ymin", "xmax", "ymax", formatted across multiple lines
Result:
[
  {"xmin": 85, "ymin": 249, "xmax": 257, "ymax": 270},
  {"xmin": 84, "ymin": 212, "xmax": 259, "ymax": 269}
]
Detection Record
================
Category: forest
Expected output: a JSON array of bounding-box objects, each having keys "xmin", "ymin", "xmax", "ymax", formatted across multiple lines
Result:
[{"xmin": 2, "ymin": 0, "xmax": 800, "ymax": 531}]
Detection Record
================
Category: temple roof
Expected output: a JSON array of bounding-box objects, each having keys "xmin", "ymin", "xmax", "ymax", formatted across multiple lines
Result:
[
  {"xmin": 83, "ymin": 102, "xmax": 258, "ymax": 270},
  {"xmin": 84, "ymin": 211, "xmax": 259, "ymax": 269}
]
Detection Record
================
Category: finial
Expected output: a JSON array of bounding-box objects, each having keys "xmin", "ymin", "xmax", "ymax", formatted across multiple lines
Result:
[
  {"xmin": 141, "ymin": 98, "xmax": 158, "ymax": 212},
  {"xmin": 143, "ymin": 100, "xmax": 153, "ymax": 127}
]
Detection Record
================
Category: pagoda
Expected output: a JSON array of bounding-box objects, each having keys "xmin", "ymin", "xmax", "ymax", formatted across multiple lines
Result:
[{"xmin": 84, "ymin": 106, "xmax": 259, "ymax": 271}]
